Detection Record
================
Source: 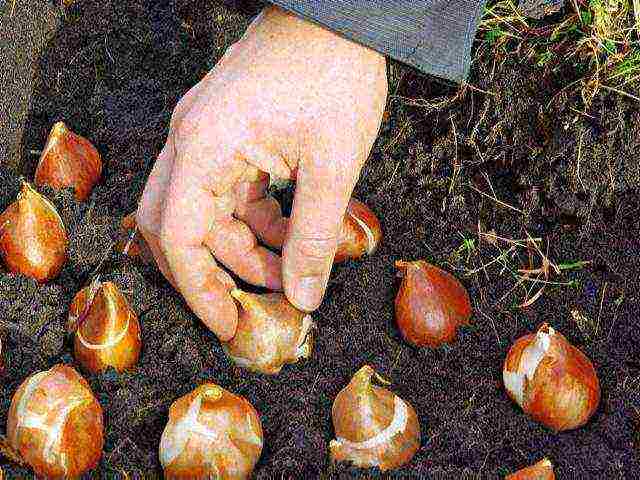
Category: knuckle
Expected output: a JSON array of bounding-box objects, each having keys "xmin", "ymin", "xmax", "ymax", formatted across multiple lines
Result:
[{"xmin": 287, "ymin": 236, "xmax": 337, "ymax": 263}]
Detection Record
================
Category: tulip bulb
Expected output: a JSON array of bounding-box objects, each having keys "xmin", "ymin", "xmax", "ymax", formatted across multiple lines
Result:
[
  {"xmin": 329, "ymin": 365, "xmax": 421, "ymax": 471},
  {"xmin": 222, "ymin": 289, "xmax": 315, "ymax": 374},
  {"xmin": 115, "ymin": 212, "xmax": 154, "ymax": 263},
  {"xmin": 503, "ymin": 323, "xmax": 600, "ymax": 431},
  {"xmin": 35, "ymin": 121, "xmax": 102, "ymax": 201},
  {"xmin": 160, "ymin": 383, "xmax": 263, "ymax": 479},
  {"xmin": 394, "ymin": 260, "xmax": 471, "ymax": 347},
  {"xmin": 506, "ymin": 458, "xmax": 555, "ymax": 479},
  {"xmin": 335, "ymin": 199, "xmax": 382, "ymax": 263},
  {"xmin": 7, "ymin": 364, "xmax": 104, "ymax": 478},
  {"xmin": 0, "ymin": 182, "xmax": 68, "ymax": 282},
  {"xmin": 68, "ymin": 278, "xmax": 141, "ymax": 374}
]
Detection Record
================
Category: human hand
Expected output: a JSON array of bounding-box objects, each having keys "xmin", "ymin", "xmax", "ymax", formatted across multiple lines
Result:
[{"xmin": 136, "ymin": 6, "xmax": 387, "ymax": 341}]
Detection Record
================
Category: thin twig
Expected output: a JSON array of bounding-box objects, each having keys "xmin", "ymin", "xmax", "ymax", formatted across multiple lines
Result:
[
  {"xmin": 465, "ymin": 245, "xmax": 517, "ymax": 274},
  {"xmin": 596, "ymin": 282, "xmax": 607, "ymax": 338},
  {"xmin": 519, "ymin": 284, "xmax": 546, "ymax": 308},
  {"xmin": 576, "ymin": 129, "xmax": 588, "ymax": 193},
  {"xmin": 465, "ymin": 83, "xmax": 497, "ymax": 96},
  {"xmin": 607, "ymin": 293, "xmax": 624, "ymax": 341},
  {"xmin": 480, "ymin": 231, "xmax": 540, "ymax": 247},
  {"xmin": 601, "ymin": 84, "xmax": 640, "ymax": 103},
  {"xmin": 468, "ymin": 183, "xmax": 524, "ymax": 213},
  {"xmin": 449, "ymin": 116, "xmax": 460, "ymax": 196},
  {"xmin": 477, "ymin": 308, "xmax": 501, "ymax": 346},
  {"xmin": 515, "ymin": 276, "xmax": 576, "ymax": 286}
]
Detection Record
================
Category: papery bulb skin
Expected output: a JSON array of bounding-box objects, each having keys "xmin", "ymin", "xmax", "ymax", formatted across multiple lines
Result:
[
  {"xmin": 394, "ymin": 260, "xmax": 471, "ymax": 347},
  {"xmin": 160, "ymin": 383, "xmax": 263, "ymax": 480},
  {"xmin": 329, "ymin": 365, "xmax": 421, "ymax": 471},
  {"xmin": 35, "ymin": 121, "xmax": 102, "ymax": 201},
  {"xmin": 0, "ymin": 182, "xmax": 68, "ymax": 282},
  {"xmin": 115, "ymin": 212, "xmax": 154, "ymax": 263},
  {"xmin": 69, "ymin": 281, "xmax": 141, "ymax": 374},
  {"xmin": 7, "ymin": 364, "xmax": 104, "ymax": 478},
  {"xmin": 222, "ymin": 289, "xmax": 315, "ymax": 375},
  {"xmin": 334, "ymin": 199, "xmax": 382, "ymax": 263},
  {"xmin": 506, "ymin": 458, "xmax": 555, "ymax": 479},
  {"xmin": 503, "ymin": 323, "xmax": 600, "ymax": 432}
]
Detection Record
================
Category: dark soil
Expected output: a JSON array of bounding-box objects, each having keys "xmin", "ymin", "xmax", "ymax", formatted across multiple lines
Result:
[{"xmin": 1, "ymin": 1, "xmax": 640, "ymax": 478}]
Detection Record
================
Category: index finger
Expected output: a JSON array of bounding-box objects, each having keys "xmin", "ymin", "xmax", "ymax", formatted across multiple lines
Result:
[{"xmin": 159, "ymin": 160, "xmax": 239, "ymax": 342}]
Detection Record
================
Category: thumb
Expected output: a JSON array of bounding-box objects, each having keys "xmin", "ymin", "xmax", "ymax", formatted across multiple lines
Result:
[{"xmin": 283, "ymin": 143, "xmax": 359, "ymax": 311}]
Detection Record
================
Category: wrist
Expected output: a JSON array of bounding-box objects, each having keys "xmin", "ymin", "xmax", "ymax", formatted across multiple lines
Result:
[{"xmin": 261, "ymin": 5, "xmax": 386, "ymax": 67}]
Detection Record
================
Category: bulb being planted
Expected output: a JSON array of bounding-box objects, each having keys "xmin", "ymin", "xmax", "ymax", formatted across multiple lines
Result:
[
  {"xmin": 117, "ymin": 196, "xmax": 380, "ymax": 271},
  {"xmin": 222, "ymin": 289, "xmax": 315, "ymax": 375},
  {"xmin": 394, "ymin": 260, "xmax": 471, "ymax": 347},
  {"xmin": 0, "ymin": 182, "xmax": 68, "ymax": 282},
  {"xmin": 160, "ymin": 383, "xmax": 263, "ymax": 479},
  {"xmin": 35, "ymin": 121, "xmax": 102, "ymax": 201},
  {"xmin": 334, "ymin": 198, "xmax": 382, "ymax": 263},
  {"xmin": 506, "ymin": 458, "xmax": 555, "ymax": 479},
  {"xmin": 503, "ymin": 323, "xmax": 600, "ymax": 432},
  {"xmin": 68, "ymin": 278, "xmax": 141, "ymax": 374},
  {"xmin": 6, "ymin": 364, "xmax": 104, "ymax": 478},
  {"xmin": 329, "ymin": 365, "xmax": 421, "ymax": 471}
]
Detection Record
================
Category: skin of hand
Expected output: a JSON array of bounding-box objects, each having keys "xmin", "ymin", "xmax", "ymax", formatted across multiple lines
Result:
[{"xmin": 136, "ymin": 5, "xmax": 388, "ymax": 341}]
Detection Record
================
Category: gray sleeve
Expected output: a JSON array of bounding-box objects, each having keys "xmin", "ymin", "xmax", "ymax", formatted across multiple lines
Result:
[{"xmin": 263, "ymin": 1, "xmax": 488, "ymax": 83}]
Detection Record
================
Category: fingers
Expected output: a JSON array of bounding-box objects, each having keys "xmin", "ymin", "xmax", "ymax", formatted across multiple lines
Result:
[
  {"xmin": 204, "ymin": 218, "xmax": 282, "ymax": 290},
  {"xmin": 137, "ymin": 78, "xmax": 210, "ymax": 287},
  {"xmin": 137, "ymin": 142, "xmax": 178, "ymax": 287},
  {"xmin": 233, "ymin": 167, "xmax": 289, "ymax": 249},
  {"xmin": 282, "ymin": 140, "xmax": 360, "ymax": 311},
  {"xmin": 159, "ymin": 159, "xmax": 241, "ymax": 342},
  {"xmin": 235, "ymin": 196, "xmax": 288, "ymax": 249}
]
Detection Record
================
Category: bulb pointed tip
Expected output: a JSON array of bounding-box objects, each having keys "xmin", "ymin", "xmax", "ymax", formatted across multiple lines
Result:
[
  {"xmin": 229, "ymin": 288, "xmax": 246, "ymax": 302},
  {"xmin": 51, "ymin": 121, "xmax": 68, "ymax": 135},
  {"xmin": 201, "ymin": 384, "xmax": 224, "ymax": 401}
]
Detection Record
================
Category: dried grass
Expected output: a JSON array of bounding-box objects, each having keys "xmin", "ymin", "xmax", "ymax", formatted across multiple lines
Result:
[{"xmin": 480, "ymin": 0, "xmax": 640, "ymax": 106}]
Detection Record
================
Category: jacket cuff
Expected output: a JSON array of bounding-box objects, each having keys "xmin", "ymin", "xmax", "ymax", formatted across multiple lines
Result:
[{"xmin": 263, "ymin": 0, "xmax": 488, "ymax": 83}]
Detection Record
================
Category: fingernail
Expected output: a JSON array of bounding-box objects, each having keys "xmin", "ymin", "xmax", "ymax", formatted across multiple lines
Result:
[{"xmin": 288, "ymin": 275, "xmax": 325, "ymax": 312}]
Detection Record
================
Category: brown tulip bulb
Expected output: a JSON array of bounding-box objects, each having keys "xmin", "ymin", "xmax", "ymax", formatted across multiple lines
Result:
[
  {"xmin": 329, "ymin": 365, "xmax": 421, "ymax": 471},
  {"xmin": 394, "ymin": 260, "xmax": 471, "ymax": 347},
  {"xmin": 69, "ymin": 279, "xmax": 141, "ymax": 374},
  {"xmin": 334, "ymin": 198, "xmax": 382, "ymax": 263},
  {"xmin": 160, "ymin": 383, "xmax": 263, "ymax": 479},
  {"xmin": 503, "ymin": 323, "xmax": 600, "ymax": 432},
  {"xmin": 222, "ymin": 289, "xmax": 315, "ymax": 374},
  {"xmin": 115, "ymin": 212, "xmax": 155, "ymax": 263},
  {"xmin": 7, "ymin": 364, "xmax": 104, "ymax": 478},
  {"xmin": 35, "ymin": 121, "xmax": 102, "ymax": 201},
  {"xmin": 506, "ymin": 458, "xmax": 555, "ymax": 480},
  {"xmin": 0, "ymin": 182, "xmax": 68, "ymax": 282}
]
